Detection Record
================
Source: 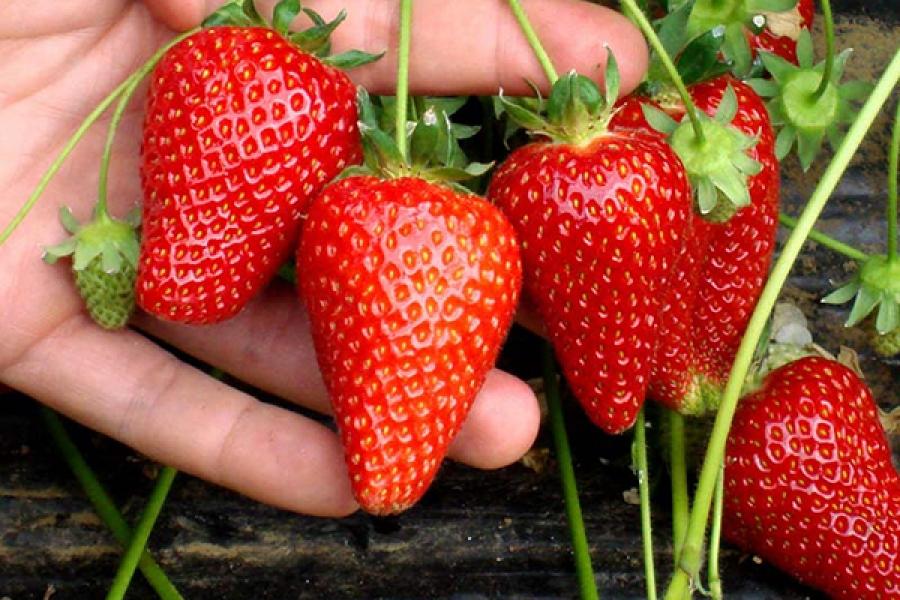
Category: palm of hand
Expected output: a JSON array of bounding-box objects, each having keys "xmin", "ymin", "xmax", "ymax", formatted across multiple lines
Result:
[{"xmin": 0, "ymin": 0, "xmax": 543, "ymax": 517}]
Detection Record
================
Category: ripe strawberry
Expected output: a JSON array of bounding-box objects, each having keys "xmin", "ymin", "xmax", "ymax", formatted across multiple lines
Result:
[
  {"xmin": 612, "ymin": 77, "xmax": 780, "ymax": 414},
  {"xmin": 750, "ymin": 0, "xmax": 815, "ymax": 65},
  {"xmin": 44, "ymin": 206, "xmax": 140, "ymax": 330},
  {"xmin": 489, "ymin": 63, "xmax": 692, "ymax": 434},
  {"xmin": 137, "ymin": 24, "xmax": 362, "ymax": 324},
  {"xmin": 723, "ymin": 357, "xmax": 900, "ymax": 599},
  {"xmin": 298, "ymin": 176, "xmax": 521, "ymax": 514}
]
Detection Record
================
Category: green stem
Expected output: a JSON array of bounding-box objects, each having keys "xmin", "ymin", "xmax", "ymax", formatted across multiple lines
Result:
[
  {"xmin": 506, "ymin": 0, "xmax": 559, "ymax": 84},
  {"xmin": 811, "ymin": 0, "xmax": 835, "ymax": 100},
  {"xmin": 668, "ymin": 410, "xmax": 690, "ymax": 563},
  {"xmin": 0, "ymin": 28, "xmax": 198, "ymax": 246},
  {"xmin": 106, "ymin": 467, "xmax": 178, "ymax": 600},
  {"xmin": 664, "ymin": 48, "xmax": 900, "ymax": 600},
  {"xmin": 543, "ymin": 344, "xmax": 599, "ymax": 600},
  {"xmin": 96, "ymin": 74, "xmax": 144, "ymax": 218},
  {"xmin": 888, "ymin": 100, "xmax": 899, "ymax": 262},
  {"xmin": 707, "ymin": 468, "xmax": 724, "ymax": 600},
  {"xmin": 40, "ymin": 408, "xmax": 183, "ymax": 600},
  {"xmin": 634, "ymin": 409, "xmax": 658, "ymax": 600},
  {"xmin": 778, "ymin": 213, "xmax": 869, "ymax": 261},
  {"xmin": 394, "ymin": 0, "xmax": 413, "ymax": 160},
  {"xmin": 618, "ymin": 0, "xmax": 706, "ymax": 143}
]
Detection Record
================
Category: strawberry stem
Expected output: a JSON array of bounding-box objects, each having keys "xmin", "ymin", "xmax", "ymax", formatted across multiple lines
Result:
[
  {"xmin": 811, "ymin": 0, "xmax": 835, "ymax": 100},
  {"xmin": 618, "ymin": 0, "xmax": 706, "ymax": 144},
  {"xmin": 778, "ymin": 213, "xmax": 869, "ymax": 261},
  {"xmin": 542, "ymin": 345, "xmax": 599, "ymax": 600},
  {"xmin": 394, "ymin": 0, "xmax": 413, "ymax": 160},
  {"xmin": 40, "ymin": 408, "xmax": 183, "ymax": 600},
  {"xmin": 707, "ymin": 468, "xmax": 724, "ymax": 600},
  {"xmin": 96, "ymin": 74, "xmax": 144, "ymax": 220},
  {"xmin": 106, "ymin": 466, "xmax": 178, "ymax": 600},
  {"xmin": 634, "ymin": 409, "xmax": 658, "ymax": 600},
  {"xmin": 668, "ymin": 410, "xmax": 690, "ymax": 563},
  {"xmin": 0, "ymin": 28, "xmax": 198, "ymax": 247},
  {"xmin": 506, "ymin": 0, "xmax": 559, "ymax": 84},
  {"xmin": 664, "ymin": 48, "xmax": 900, "ymax": 600},
  {"xmin": 888, "ymin": 100, "xmax": 899, "ymax": 262}
]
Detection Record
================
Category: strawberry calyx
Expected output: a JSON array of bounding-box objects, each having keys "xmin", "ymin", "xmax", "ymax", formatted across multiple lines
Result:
[
  {"xmin": 341, "ymin": 89, "xmax": 492, "ymax": 191},
  {"xmin": 749, "ymin": 31, "xmax": 872, "ymax": 170},
  {"xmin": 202, "ymin": 0, "xmax": 382, "ymax": 69},
  {"xmin": 687, "ymin": 0, "xmax": 799, "ymax": 76},
  {"xmin": 642, "ymin": 85, "xmax": 761, "ymax": 221},
  {"xmin": 498, "ymin": 53, "xmax": 622, "ymax": 147},
  {"xmin": 822, "ymin": 254, "xmax": 900, "ymax": 335}
]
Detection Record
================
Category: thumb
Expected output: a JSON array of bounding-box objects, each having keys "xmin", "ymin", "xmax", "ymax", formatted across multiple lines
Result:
[{"xmin": 142, "ymin": 0, "xmax": 225, "ymax": 31}]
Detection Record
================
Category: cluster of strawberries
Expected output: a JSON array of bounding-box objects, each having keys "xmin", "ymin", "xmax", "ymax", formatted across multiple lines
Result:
[{"xmin": 35, "ymin": 0, "xmax": 897, "ymax": 598}]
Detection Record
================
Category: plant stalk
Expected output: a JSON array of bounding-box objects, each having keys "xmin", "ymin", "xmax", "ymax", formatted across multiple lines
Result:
[
  {"xmin": 668, "ymin": 410, "xmax": 690, "ymax": 563},
  {"xmin": 543, "ymin": 344, "xmax": 599, "ymax": 600},
  {"xmin": 664, "ymin": 48, "xmax": 900, "ymax": 600},
  {"xmin": 707, "ymin": 468, "xmax": 725, "ymax": 600},
  {"xmin": 507, "ymin": 0, "xmax": 560, "ymax": 84},
  {"xmin": 106, "ymin": 466, "xmax": 178, "ymax": 600},
  {"xmin": 40, "ymin": 408, "xmax": 183, "ymax": 600},
  {"xmin": 778, "ymin": 213, "xmax": 868, "ymax": 261},
  {"xmin": 888, "ymin": 100, "xmax": 899, "ymax": 262},
  {"xmin": 811, "ymin": 0, "xmax": 836, "ymax": 100},
  {"xmin": 635, "ymin": 409, "xmax": 658, "ymax": 600},
  {"xmin": 394, "ymin": 0, "xmax": 413, "ymax": 160},
  {"xmin": 618, "ymin": 0, "xmax": 706, "ymax": 143}
]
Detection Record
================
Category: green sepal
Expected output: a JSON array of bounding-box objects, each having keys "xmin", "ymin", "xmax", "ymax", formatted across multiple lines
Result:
[
  {"xmin": 642, "ymin": 105, "xmax": 679, "ymax": 134},
  {"xmin": 795, "ymin": 28, "xmax": 814, "ymax": 69},
  {"xmin": 675, "ymin": 27, "xmax": 728, "ymax": 86},
  {"xmin": 822, "ymin": 255, "xmax": 900, "ymax": 334},
  {"xmin": 202, "ymin": 0, "xmax": 262, "ymax": 28},
  {"xmin": 747, "ymin": 0, "xmax": 798, "ymax": 11},
  {"xmin": 774, "ymin": 125, "xmax": 797, "ymax": 159},
  {"xmin": 723, "ymin": 22, "xmax": 753, "ymax": 78},
  {"xmin": 273, "ymin": 0, "xmax": 302, "ymax": 36}
]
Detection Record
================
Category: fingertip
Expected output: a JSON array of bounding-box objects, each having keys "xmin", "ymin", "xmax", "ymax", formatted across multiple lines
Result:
[
  {"xmin": 143, "ymin": 0, "xmax": 222, "ymax": 31},
  {"xmin": 449, "ymin": 370, "xmax": 541, "ymax": 470}
]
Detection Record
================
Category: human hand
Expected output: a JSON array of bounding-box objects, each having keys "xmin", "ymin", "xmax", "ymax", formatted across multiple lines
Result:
[{"xmin": 0, "ymin": 0, "xmax": 647, "ymax": 516}]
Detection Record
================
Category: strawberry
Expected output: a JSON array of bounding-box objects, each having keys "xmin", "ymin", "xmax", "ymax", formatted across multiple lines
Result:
[
  {"xmin": 723, "ymin": 357, "xmax": 900, "ymax": 599},
  {"xmin": 611, "ymin": 77, "xmax": 779, "ymax": 415},
  {"xmin": 488, "ymin": 63, "xmax": 692, "ymax": 434},
  {"xmin": 44, "ymin": 206, "xmax": 141, "ymax": 330},
  {"xmin": 298, "ymin": 176, "xmax": 521, "ymax": 514},
  {"xmin": 137, "ymin": 3, "xmax": 375, "ymax": 324},
  {"xmin": 749, "ymin": 0, "xmax": 814, "ymax": 65}
]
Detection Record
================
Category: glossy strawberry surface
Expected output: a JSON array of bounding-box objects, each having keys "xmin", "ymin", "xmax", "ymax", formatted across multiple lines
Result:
[
  {"xmin": 488, "ymin": 131, "xmax": 691, "ymax": 433},
  {"xmin": 138, "ymin": 27, "xmax": 361, "ymax": 324},
  {"xmin": 613, "ymin": 77, "xmax": 780, "ymax": 414},
  {"xmin": 298, "ymin": 176, "xmax": 521, "ymax": 514},
  {"xmin": 724, "ymin": 357, "xmax": 900, "ymax": 599}
]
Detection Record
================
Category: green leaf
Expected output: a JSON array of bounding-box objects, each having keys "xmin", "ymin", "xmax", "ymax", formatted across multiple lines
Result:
[
  {"xmin": 546, "ymin": 74, "xmax": 576, "ymax": 124},
  {"xmin": 796, "ymin": 128, "xmax": 825, "ymax": 171},
  {"xmin": 831, "ymin": 49, "xmax": 853, "ymax": 83},
  {"xmin": 410, "ymin": 107, "xmax": 441, "ymax": 165},
  {"xmin": 710, "ymin": 165, "xmax": 750, "ymax": 208},
  {"xmin": 715, "ymin": 84, "xmax": 739, "ymax": 124},
  {"xmin": 697, "ymin": 177, "xmax": 717, "ymax": 214},
  {"xmin": 603, "ymin": 51, "xmax": 620, "ymax": 107},
  {"xmin": 498, "ymin": 95, "xmax": 547, "ymax": 132},
  {"xmin": 775, "ymin": 125, "xmax": 797, "ymax": 159},
  {"xmin": 840, "ymin": 80, "xmax": 873, "ymax": 102},
  {"xmin": 821, "ymin": 281, "xmax": 860, "ymax": 305},
  {"xmin": 360, "ymin": 124, "xmax": 405, "ymax": 168},
  {"xmin": 641, "ymin": 105, "xmax": 679, "ymax": 135},
  {"xmin": 463, "ymin": 162, "xmax": 494, "ymax": 177},
  {"xmin": 676, "ymin": 27, "xmax": 726, "ymax": 86},
  {"xmin": 723, "ymin": 22, "xmax": 752, "ymax": 78},
  {"xmin": 272, "ymin": 0, "xmax": 301, "ymax": 36},
  {"xmin": 429, "ymin": 97, "xmax": 468, "ymax": 117},
  {"xmin": 451, "ymin": 123, "xmax": 480, "ymax": 140},
  {"xmin": 875, "ymin": 296, "xmax": 899, "ymax": 334},
  {"xmin": 356, "ymin": 88, "xmax": 380, "ymax": 129},
  {"xmin": 758, "ymin": 51, "xmax": 795, "ymax": 83},
  {"xmin": 656, "ymin": 1, "xmax": 693, "ymax": 58},
  {"xmin": 795, "ymin": 29, "xmax": 814, "ymax": 69},
  {"xmin": 747, "ymin": 0, "xmax": 798, "ymax": 12},
  {"xmin": 826, "ymin": 124, "xmax": 844, "ymax": 153},
  {"xmin": 846, "ymin": 284, "xmax": 880, "ymax": 326},
  {"xmin": 322, "ymin": 49, "xmax": 384, "ymax": 70}
]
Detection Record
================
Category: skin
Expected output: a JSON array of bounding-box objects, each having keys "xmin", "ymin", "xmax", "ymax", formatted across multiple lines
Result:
[{"xmin": 0, "ymin": 0, "xmax": 647, "ymax": 517}]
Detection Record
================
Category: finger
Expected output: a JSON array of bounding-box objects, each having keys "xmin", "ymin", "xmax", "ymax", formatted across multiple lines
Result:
[
  {"xmin": 1, "ymin": 314, "xmax": 358, "ymax": 517},
  {"xmin": 144, "ymin": 0, "xmax": 648, "ymax": 96},
  {"xmin": 133, "ymin": 282, "xmax": 541, "ymax": 467}
]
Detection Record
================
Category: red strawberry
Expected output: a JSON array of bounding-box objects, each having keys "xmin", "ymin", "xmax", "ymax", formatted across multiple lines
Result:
[
  {"xmin": 723, "ymin": 357, "xmax": 900, "ymax": 599},
  {"xmin": 137, "ymin": 26, "xmax": 361, "ymax": 324},
  {"xmin": 750, "ymin": 0, "xmax": 815, "ymax": 65},
  {"xmin": 298, "ymin": 176, "xmax": 521, "ymax": 514},
  {"xmin": 612, "ymin": 77, "xmax": 780, "ymax": 414},
  {"xmin": 488, "ymin": 68, "xmax": 691, "ymax": 434}
]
